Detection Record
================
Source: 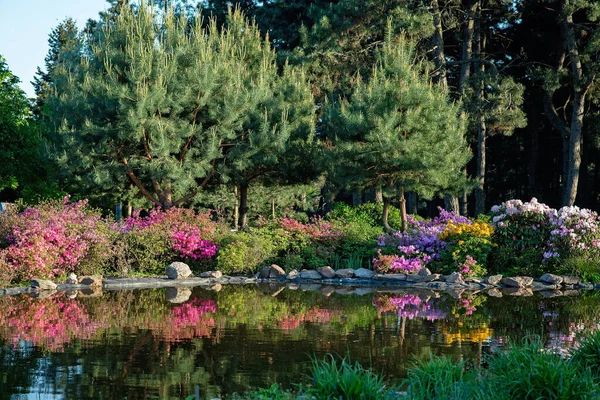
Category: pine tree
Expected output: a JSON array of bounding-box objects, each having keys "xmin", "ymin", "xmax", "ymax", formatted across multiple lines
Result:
[
  {"xmin": 325, "ymin": 29, "xmax": 472, "ymax": 231},
  {"xmin": 47, "ymin": 5, "xmax": 296, "ymax": 209}
]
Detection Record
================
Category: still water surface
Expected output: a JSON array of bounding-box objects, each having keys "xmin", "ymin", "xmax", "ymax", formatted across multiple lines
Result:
[{"xmin": 1, "ymin": 284, "xmax": 599, "ymax": 399}]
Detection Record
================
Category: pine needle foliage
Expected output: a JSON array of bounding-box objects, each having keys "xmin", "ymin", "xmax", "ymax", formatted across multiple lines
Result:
[
  {"xmin": 324, "ymin": 25, "xmax": 472, "ymax": 205},
  {"xmin": 47, "ymin": 5, "xmax": 312, "ymax": 209}
]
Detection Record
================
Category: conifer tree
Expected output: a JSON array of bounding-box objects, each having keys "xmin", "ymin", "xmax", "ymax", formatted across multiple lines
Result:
[
  {"xmin": 325, "ymin": 29, "xmax": 471, "ymax": 231},
  {"xmin": 48, "ymin": 6, "xmax": 308, "ymax": 209}
]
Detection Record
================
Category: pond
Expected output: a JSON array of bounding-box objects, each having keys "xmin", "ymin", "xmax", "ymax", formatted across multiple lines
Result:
[{"xmin": 1, "ymin": 285, "xmax": 600, "ymax": 399}]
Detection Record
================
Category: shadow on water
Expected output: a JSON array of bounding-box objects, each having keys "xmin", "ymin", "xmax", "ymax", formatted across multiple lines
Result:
[{"xmin": 1, "ymin": 285, "xmax": 600, "ymax": 399}]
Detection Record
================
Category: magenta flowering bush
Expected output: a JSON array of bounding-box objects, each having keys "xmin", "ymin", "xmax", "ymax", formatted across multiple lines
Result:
[
  {"xmin": 0, "ymin": 197, "xmax": 113, "ymax": 282},
  {"xmin": 115, "ymin": 208, "xmax": 220, "ymax": 274}
]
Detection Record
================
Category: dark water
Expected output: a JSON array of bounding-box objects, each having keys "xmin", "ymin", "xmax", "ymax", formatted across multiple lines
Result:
[{"xmin": 1, "ymin": 284, "xmax": 599, "ymax": 399}]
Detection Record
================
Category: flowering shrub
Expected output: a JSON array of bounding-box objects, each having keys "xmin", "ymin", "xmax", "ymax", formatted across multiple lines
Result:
[
  {"xmin": 376, "ymin": 208, "xmax": 490, "ymax": 277},
  {"xmin": 115, "ymin": 208, "xmax": 220, "ymax": 274},
  {"xmin": 490, "ymin": 198, "xmax": 600, "ymax": 279},
  {"xmin": 0, "ymin": 197, "xmax": 113, "ymax": 282},
  {"xmin": 373, "ymin": 294, "xmax": 446, "ymax": 321}
]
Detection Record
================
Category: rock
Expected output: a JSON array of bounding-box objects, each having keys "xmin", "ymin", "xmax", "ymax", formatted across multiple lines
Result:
[
  {"xmin": 418, "ymin": 267, "xmax": 432, "ymax": 276},
  {"xmin": 425, "ymin": 274, "xmax": 441, "ymax": 282},
  {"xmin": 79, "ymin": 287, "xmax": 103, "ymax": 297},
  {"xmin": 503, "ymin": 287, "xmax": 534, "ymax": 296},
  {"xmin": 166, "ymin": 287, "xmax": 192, "ymax": 303},
  {"xmin": 65, "ymin": 290, "xmax": 78, "ymax": 299},
  {"xmin": 406, "ymin": 274, "xmax": 427, "ymax": 283},
  {"xmin": 66, "ymin": 273, "xmax": 78, "ymax": 285},
  {"xmin": 577, "ymin": 283, "xmax": 594, "ymax": 290},
  {"xmin": 318, "ymin": 266, "xmax": 336, "ymax": 279},
  {"xmin": 31, "ymin": 279, "xmax": 58, "ymax": 290},
  {"xmin": 446, "ymin": 272, "xmax": 465, "ymax": 285},
  {"xmin": 564, "ymin": 289, "xmax": 581, "ymax": 296},
  {"xmin": 300, "ymin": 283, "xmax": 322, "ymax": 291},
  {"xmin": 300, "ymin": 270, "xmax": 323, "ymax": 280},
  {"xmin": 228, "ymin": 277, "xmax": 246, "ymax": 284},
  {"xmin": 353, "ymin": 287, "xmax": 375, "ymax": 296},
  {"xmin": 540, "ymin": 290, "xmax": 564, "ymax": 298},
  {"xmin": 79, "ymin": 275, "xmax": 103, "ymax": 287},
  {"xmin": 166, "ymin": 262, "xmax": 192, "ymax": 280},
  {"xmin": 259, "ymin": 264, "xmax": 285, "ymax": 279},
  {"xmin": 287, "ymin": 283, "xmax": 300, "ymax": 290},
  {"xmin": 561, "ymin": 276, "xmax": 580, "ymax": 285},
  {"xmin": 319, "ymin": 286, "xmax": 336, "ymax": 296},
  {"xmin": 354, "ymin": 268, "xmax": 375, "ymax": 279},
  {"xmin": 33, "ymin": 289, "xmax": 57, "ymax": 298},
  {"xmin": 501, "ymin": 276, "xmax": 533, "ymax": 288},
  {"xmin": 335, "ymin": 287, "xmax": 356, "ymax": 295},
  {"xmin": 209, "ymin": 283, "xmax": 222, "ymax": 292},
  {"xmin": 374, "ymin": 274, "xmax": 407, "ymax": 281},
  {"xmin": 465, "ymin": 277, "xmax": 483, "ymax": 284},
  {"xmin": 532, "ymin": 281, "xmax": 559, "ymax": 290},
  {"xmin": 446, "ymin": 289, "xmax": 464, "ymax": 299},
  {"xmin": 286, "ymin": 269, "xmax": 300, "ymax": 280},
  {"xmin": 539, "ymin": 273, "xmax": 563, "ymax": 285},
  {"xmin": 200, "ymin": 270, "xmax": 223, "ymax": 279},
  {"xmin": 335, "ymin": 268, "xmax": 355, "ymax": 278},
  {"xmin": 485, "ymin": 275, "xmax": 503, "ymax": 285},
  {"xmin": 487, "ymin": 288, "xmax": 503, "ymax": 298}
]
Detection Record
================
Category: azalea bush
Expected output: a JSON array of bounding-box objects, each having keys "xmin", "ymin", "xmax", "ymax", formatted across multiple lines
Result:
[
  {"xmin": 115, "ymin": 208, "xmax": 221, "ymax": 275},
  {"xmin": 0, "ymin": 197, "xmax": 113, "ymax": 282}
]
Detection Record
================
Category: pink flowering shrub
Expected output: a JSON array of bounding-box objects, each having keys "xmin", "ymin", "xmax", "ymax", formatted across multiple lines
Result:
[
  {"xmin": 0, "ymin": 197, "xmax": 113, "ymax": 282},
  {"xmin": 115, "ymin": 208, "xmax": 220, "ymax": 275},
  {"xmin": 372, "ymin": 249, "xmax": 430, "ymax": 274}
]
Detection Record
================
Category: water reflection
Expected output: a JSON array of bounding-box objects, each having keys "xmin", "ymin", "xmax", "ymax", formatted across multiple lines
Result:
[{"xmin": 0, "ymin": 285, "xmax": 599, "ymax": 399}]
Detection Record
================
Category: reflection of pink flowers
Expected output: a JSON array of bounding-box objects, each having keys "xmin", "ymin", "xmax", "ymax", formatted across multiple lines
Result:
[
  {"xmin": 378, "ymin": 294, "xmax": 446, "ymax": 321},
  {"xmin": 277, "ymin": 308, "xmax": 337, "ymax": 332}
]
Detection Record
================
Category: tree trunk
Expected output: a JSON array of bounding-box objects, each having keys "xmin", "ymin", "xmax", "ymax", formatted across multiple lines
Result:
[
  {"xmin": 460, "ymin": 192, "xmax": 468, "ymax": 216},
  {"xmin": 473, "ymin": 2, "xmax": 486, "ymax": 216},
  {"xmin": 444, "ymin": 194, "xmax": 460, "ymax": 213},
  {"xmin": 431, "ymin": 0, "xmax": 448, "ymax": 90},
  {"xmin": 375, "ymin": 186, "xmax": 383, "ymax": 204},
  {"xmin": 382, "ymin": 196, "xmax": 393, "ymax": 232},
  {"xmin": 399, "ymin": 187, "xmax": 407, "ymax": 233},
  {"xmin": 458, "ymin": 0, "xmax": 477, "ymax": 97},
  {"xmin": 238, "ymin": 182, "xmax": 249, "ymax": 228},
  {"xmin": 407, "ymin": 191, "xmax": 417, "ymax": 215},
  {"xmin": 352, "ymin": 191, "xmax": 362, "ymax": 207},
  {"xmin": 233, "ymin": 185, "xmax": 239, "ymax": 230}
]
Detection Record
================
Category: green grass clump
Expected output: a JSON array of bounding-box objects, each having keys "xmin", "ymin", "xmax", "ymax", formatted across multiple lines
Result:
[
  {"xmin": 484, "ymin": 336, "xmax": 597, "ymax": 400},
  {"xmin": 297, "ymin": 355, "xmax": 396, "ymax": 400},
  {"xmin": 571, "ymin": 330, "xmax": 600, "ymax": 381},
  {"xmin": 404, "ymin": 355, "xmax": 477, "ymax": 400}
]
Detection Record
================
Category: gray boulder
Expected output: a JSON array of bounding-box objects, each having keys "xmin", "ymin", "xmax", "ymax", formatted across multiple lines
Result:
[
  {"xmin": 66, "ymin": 273, "xmax": 78, "ymax": 284},
  {"xmin": 335, "ymin": 268, "xmax": 355, "ymax": 278},
  {"xmin": 446, "ymin": 272, "xmax": 465, "ymax": 285},
  {"xmin": 561, "ymin": 276, "xmax": 580, "ymax": 285},
  {"xmin": 166, "ymin": 287, "xmax": 192, "ymax": 303},
  {"xmin": 259, "ymin": 264, "xmax": 286, "ymax": 279},
  {"xmin": 79, "ymin": 275, "xmax": 103, "ymax": 287},
  {"xmin": 539, "ymin": 273, "xmax": 563, "ymax": 285},
  {"xmin": 354, "ymin": 268, "xmax": 375, "ymax": 279},
  {"xmin": 501, "ymin": 276, "xmax": 533, "ymax": 288},
  {"xmin": 31, "ymin": 279, "xmax": 58, "ymax": 290},
  {"xmin": 200, "ymin": 270, "xmax": 223, "ymax": 279},
  {"xmin": 166, "ymin": 262, "xmax": 192, "ymax": 279},
  {"xmin": 418, "ymin": 267, "xmax": 432, "ymax": 276},
  {"xmin": 300, "ymin": 270, "xmax": 323, "ymax": 280},
  {"xmin": 286, "ymin": 269, "xmax": 300, "ymax": 280},
  {"xmin": 318, "ymin": 266, "xmax": 336, "ymax": 279},
  {"xmin": 485, "ymin": 275, "xmax": 503, "ymax": 285},
  {"xmin": 374, "ymin": 273, "xmax": 406, "ymax": 281}
]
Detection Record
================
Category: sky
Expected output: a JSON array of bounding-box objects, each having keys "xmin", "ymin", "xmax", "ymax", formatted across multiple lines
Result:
[{"xmin": 0, "ymin": 0, "xmax": 109, "ymax": 98}]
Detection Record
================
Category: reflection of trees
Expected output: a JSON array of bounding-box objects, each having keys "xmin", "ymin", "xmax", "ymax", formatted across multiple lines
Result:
[{"xmin": 3, "ymin": 287, "xmax": 600, "ymax": 397}]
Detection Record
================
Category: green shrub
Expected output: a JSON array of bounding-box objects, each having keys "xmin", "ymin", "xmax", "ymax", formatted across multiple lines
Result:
[
  {"xmin": 297, "ymin": 355, "xmax": 395, "ymax": 400},
  {"xmin": 559, "ymin": 253, "xmax": 600, "ymax": 283},
  {"xmin": 114, "ymin": 228, "xmax": 174, "ymax": 276},
  {"xmin": 216, "ymin": 232, "xmax": 278, "ymax": 275},
  {"xmin": 486, "ymin": 246, "xmax": 547, "ymax": 277},
  {"xmin": 405, "ymin": 355, "xmax": 477, "ymax": 400},
  {"xmin": 485, "ymin": 336, "xmax": 597, "ymax": 400}
]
